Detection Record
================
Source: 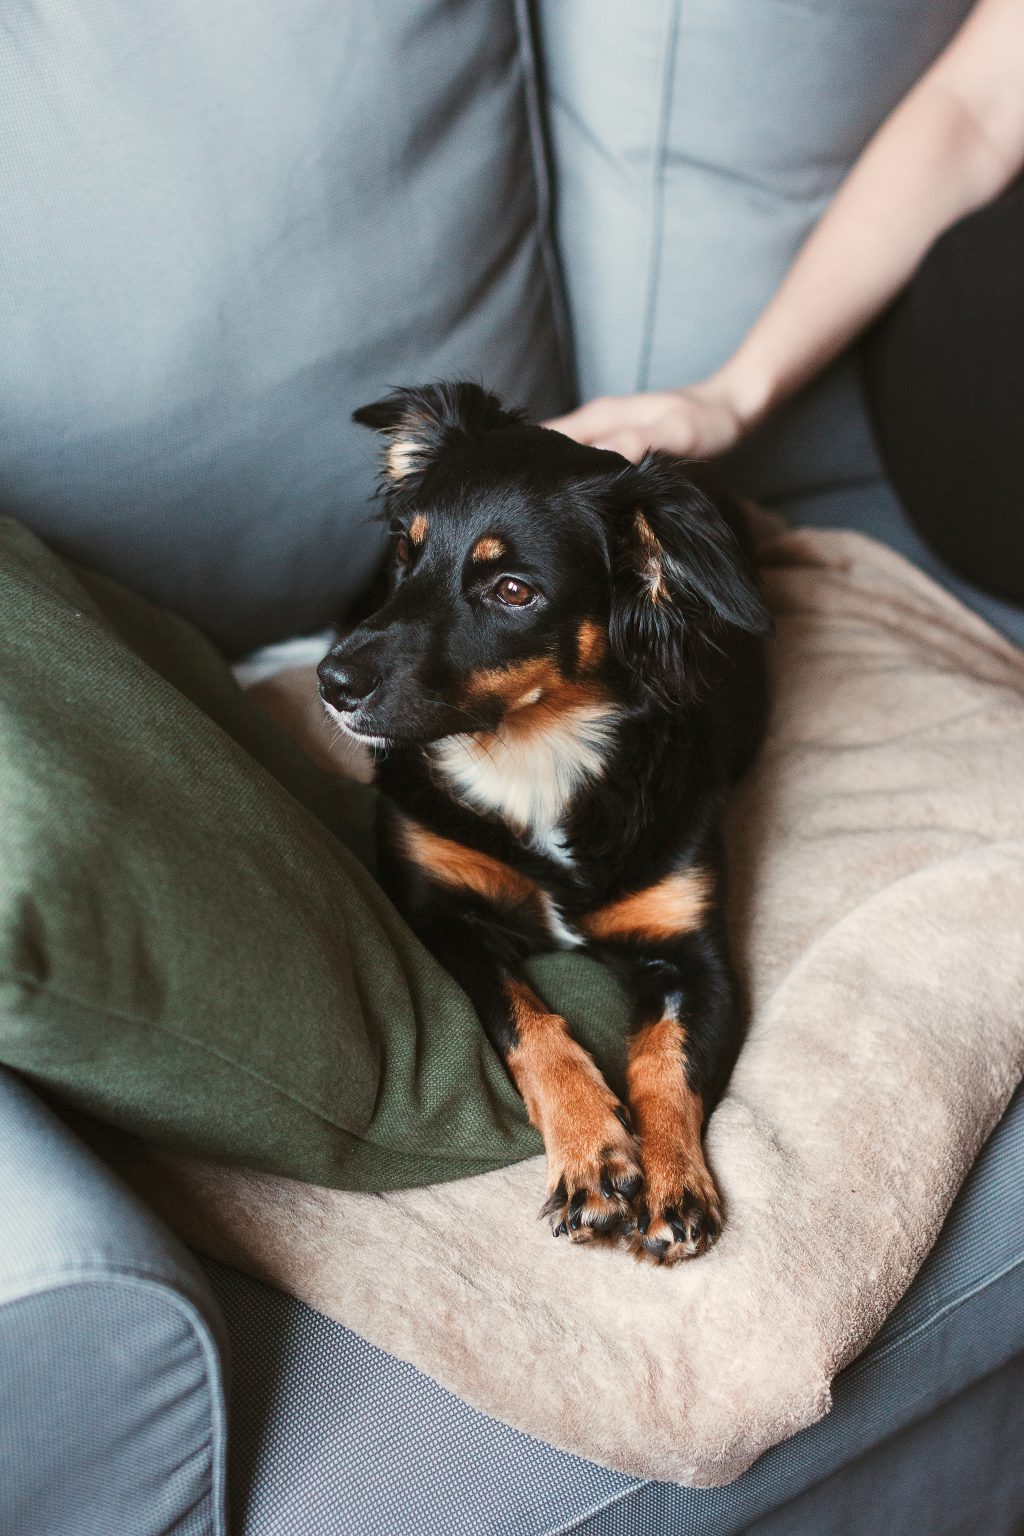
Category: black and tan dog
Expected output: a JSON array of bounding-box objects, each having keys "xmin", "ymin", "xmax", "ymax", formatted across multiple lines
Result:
[{"xmin": 318, "ymin": 382, "xmax": 771, "ymax": 1264}]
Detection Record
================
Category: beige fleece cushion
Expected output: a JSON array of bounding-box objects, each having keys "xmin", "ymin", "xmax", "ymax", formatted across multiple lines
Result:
[{"xmin": 103, "ymin": 523, "xmax": 1024, "ymax": 1486}]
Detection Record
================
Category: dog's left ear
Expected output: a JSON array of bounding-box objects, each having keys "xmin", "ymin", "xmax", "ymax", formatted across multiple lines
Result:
[
  {"xmin": 607, "ymin": 453, "xmax": 772, "ymax": 705},
  {"xmin": 353, "ymin": 381, "xmax": 524, "ymax": 492}
]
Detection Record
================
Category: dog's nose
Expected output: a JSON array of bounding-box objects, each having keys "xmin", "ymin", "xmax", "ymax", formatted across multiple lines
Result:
[{"xmin": 317, "ymin": 655, "xmax": 380, "ymax": 713}]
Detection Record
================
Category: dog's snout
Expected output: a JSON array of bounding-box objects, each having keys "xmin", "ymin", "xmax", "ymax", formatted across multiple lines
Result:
[{"xmin": 317, "ymin": 653, "xmax": 380, "ymax": 713}]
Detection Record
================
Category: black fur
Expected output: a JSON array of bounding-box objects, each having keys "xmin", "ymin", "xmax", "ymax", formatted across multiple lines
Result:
[{"xmin": 319, "ymin": 382, "xmax": 772, "ymax": 1262}]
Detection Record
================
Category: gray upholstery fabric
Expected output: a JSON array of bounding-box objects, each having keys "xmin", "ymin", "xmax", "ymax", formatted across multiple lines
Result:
[
  {"xmin": 783, "ymin": 480, "xmax": 1024, "ymax": 651},
  {"xmin": 201, "ymin": 1081, "xmax": 1024, "ymax": 1535},
  {"xmin": 566, "ymin": 1359, "xmax": 1024, "ymax": 1536},
  {"xmin": 0, "ymin": 0, "xmax": 570, "ymax": 654},
  {"xmin": 741, "ymin": 1358, "xmax": 1024, "ymax": 1536},
  {"xmin": 538, "ymin": 0, "xmax": 971, "ymax": 505},
  {"xmin": 0, "ymin": 1069, "xmax": 228, "ymax": 1536}
]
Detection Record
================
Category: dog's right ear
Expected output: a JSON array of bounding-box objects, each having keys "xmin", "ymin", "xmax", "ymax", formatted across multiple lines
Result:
[
  {"xmin": 607, "ymin": 453, "xmax": 772, "ymax": 706},
  {"xmin": 353, "ymin": 381, "xmax": 524, "ymax": 493}
]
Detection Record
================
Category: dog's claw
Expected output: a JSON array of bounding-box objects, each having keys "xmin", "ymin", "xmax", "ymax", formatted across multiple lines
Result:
[
  {"xmin": 625, "ymin": 1178, "xmax": 723, "ymax": 1265},
  {"xmin": 541, "ymin": 1104, "xmax": 645, "ymax": 1245},
  {"xmin": 613, "ymin": 1103, "xmax": 635, "ymax": 1135}
]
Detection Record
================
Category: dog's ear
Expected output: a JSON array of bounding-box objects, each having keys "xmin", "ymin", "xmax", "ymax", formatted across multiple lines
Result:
[
  {"xmin": 607, "ymin": 453, "xmax": 772, "ymax": 705},
  {"xmin": 353, "ymin": 381, "xmax": 524, "ymax": 491}
]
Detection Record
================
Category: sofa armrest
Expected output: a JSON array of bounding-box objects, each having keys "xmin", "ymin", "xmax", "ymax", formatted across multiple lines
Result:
[{"xmin": 0, "ymin": 1068, "xmax": 228, "ymax": 1536}]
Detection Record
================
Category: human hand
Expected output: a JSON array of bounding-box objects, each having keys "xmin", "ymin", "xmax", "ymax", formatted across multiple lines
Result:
[{"xmin": 545, "ymin": 379, "xmax": 747, "ymax": 463}]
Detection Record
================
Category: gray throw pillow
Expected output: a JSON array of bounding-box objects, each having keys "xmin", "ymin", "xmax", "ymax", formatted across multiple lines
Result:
[{"xmin": 0, "ymin": 0, "xmax": 570, "ymax": 653}]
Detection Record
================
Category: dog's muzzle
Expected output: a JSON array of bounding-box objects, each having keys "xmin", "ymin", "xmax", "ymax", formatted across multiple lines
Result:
[{"xmin": 316, "ymin": 653, "xmax": 381, "ymax": 715}]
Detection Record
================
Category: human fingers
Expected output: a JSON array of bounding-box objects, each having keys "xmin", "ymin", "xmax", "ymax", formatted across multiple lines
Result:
[{"xmin": 544, "ymin": 395, "xmax": 633, "ymax": 444}]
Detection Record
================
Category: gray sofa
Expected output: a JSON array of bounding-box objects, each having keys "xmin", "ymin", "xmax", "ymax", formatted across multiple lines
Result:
[
  {"xmin": 2, "ymin": 4, "xmax": 1023, "ymax": 1532},
  {"xmin": 3, "ymin": 1067, "xmax": 1022, "ymax": 1534}
]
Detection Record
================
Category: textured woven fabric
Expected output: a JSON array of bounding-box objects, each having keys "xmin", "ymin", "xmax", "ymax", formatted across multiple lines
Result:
[
  {"xmin": 0, "ymin": 517, "xmax": 643, "ymax": 1188},
  {"xmin": 570, "ymin": 1358, "xmax": 1024, "ymax": 1536},
  {"xmin": 202, "ymin": 1082, "xmax": 1024, "ymax": 1535},
  {"xmin": 0, "ymin": 1068, "xmax": 227, "ymax": 1536},
  {"xmin": 1, "ymin": 1286, "xmax": 222, "ymax": 1536},
  {"xmin": 741, "ymin": 1358, "xmax": 1024, "ymax": 1536}
]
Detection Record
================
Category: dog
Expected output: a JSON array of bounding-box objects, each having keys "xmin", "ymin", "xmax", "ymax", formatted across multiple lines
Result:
[{"xmin": 318, "ymin": 382, "xmax": 772, "ymax": 1263}]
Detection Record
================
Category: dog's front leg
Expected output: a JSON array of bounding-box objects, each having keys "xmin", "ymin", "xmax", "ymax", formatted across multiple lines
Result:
[
  {"xmin": 500, "ymin": 972, "xmax": 645, "ymax": 1242},
  {"xmin": 588, "ymin": 897, "xmax": 744, "ymax": 1264},
  {"xmin": 421, "ymin": 913, "xmax": 645, "ymax": 1243}
]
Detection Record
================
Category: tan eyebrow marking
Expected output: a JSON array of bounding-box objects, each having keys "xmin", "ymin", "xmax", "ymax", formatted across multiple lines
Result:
[
  {"xmin": 409, "ymin": 513, "xmax": 429, "ymax": 546},
  {"xmin": 581, "ymin": 868, "xmax": 711, "ymax": 943},
  {"xmin": 472, "ymin": 535, "xmax": 506, "ymax": 562}
]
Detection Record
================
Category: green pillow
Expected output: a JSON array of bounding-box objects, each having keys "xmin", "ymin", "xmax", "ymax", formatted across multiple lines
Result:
[{"xmin": 0, "ymin": 519, "xmax": 629, "ymax": 1189}]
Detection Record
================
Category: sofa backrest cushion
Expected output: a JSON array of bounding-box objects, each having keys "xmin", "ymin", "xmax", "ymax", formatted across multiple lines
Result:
[
  {"xmin": 0, "ymin": 1, "xmax": 570, "ymax": 654},
  {"xmin": 539, "ymin": 0, "xmax": 971, "ymax": 506}
]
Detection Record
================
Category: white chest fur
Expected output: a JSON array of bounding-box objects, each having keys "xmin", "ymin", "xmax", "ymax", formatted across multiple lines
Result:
[{"xmin": 429, "ymin": 702, "xmax": 620, "ymax": 865}]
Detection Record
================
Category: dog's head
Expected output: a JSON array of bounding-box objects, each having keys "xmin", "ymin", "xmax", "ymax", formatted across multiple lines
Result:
[{"xmin": 317, "ymin": 382, "xmax": 770, "ymax": 747}]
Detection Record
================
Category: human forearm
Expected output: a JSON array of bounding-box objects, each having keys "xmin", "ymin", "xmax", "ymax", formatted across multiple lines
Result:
[
  {"xmin": 549, "ymin": 0, "xmax": 1024, "ymax": 464},
  {"xmin": 714, "ymin": 1, "xmax": 1024, "ymax": 430}
]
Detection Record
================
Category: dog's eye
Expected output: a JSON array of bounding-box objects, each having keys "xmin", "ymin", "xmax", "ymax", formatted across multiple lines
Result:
[
  {"xmin": 493, "ymin": 577, "xmax": 535, "ymax": 608},
  {"xmin": 394, "ymin": 535, "xmax": 411, "ymax": 566}
]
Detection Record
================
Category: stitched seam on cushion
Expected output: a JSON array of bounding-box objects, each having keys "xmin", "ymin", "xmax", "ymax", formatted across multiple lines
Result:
[
  {"xmin": 635, "ymin": 0, "xmax": 680, "ymax": 390},
  {"xmin": 548, "ymin": 1480, "xmax": 651, "ymax": 1536},
  {"xmin": 554, "ymin": 1257, "xmax": 1024, "ymax": 1534},
  {"xmin": 0, "ymin": 1260, "xmax": 216, "ymax": 1308},
  {"xmin": 725, "ymin": 1263, "xmax": 1024, "ymax": 1536},
  {"xmin": 847, "ymin": 1248, "xmax": 1024, "ymax": 1382},
  {"xmin": 514, "ymin": 0, "xmax": 576, "ymax": 403},
  {"xmin": 0, "ymin": 1270, "xmax": 228, "ymax": 1536},
  {"xmin": 0, "ymin": 971, "xmax": 512, "ymax": 1175}
]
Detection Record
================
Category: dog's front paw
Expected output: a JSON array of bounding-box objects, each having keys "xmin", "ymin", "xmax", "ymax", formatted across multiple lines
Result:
[
  {"xmin": 541, "ymin": 1103, "xmax": 645, "ymax": 1244},
  {"xmin": 624, "ymin": 1154, "xmax": 723, "ymax": 1265}
]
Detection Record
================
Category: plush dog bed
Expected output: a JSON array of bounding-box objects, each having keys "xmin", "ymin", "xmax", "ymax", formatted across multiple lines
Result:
[{"xmin": 98, "ymin": 521, "xmax": 1024, "ymax": 1486}]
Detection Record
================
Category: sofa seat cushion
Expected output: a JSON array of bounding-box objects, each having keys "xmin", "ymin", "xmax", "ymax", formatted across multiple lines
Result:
[
  {"xmin": 197, "ymin": 1082, "xmax": 1024, "ymax": 1533},
  {"xmin": 91, "ymin": 518, "xmax": 1024, "ymax": 1485}
]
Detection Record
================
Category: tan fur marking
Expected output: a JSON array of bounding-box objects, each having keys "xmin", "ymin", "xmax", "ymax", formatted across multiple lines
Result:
[
  {"xmin": 634, "ymin": 511, "xmax": 658, "ymax": 551},
  {"xmin": 399, "ymin": 818, "xmax": 540, "ymax": 910},
  {"xmin": 431, "ymin": 663, "xmax": 620, "ymax": 841},
  {"xmin": 505, "ymin": 979, "xmax": 639, "ymax": 1208},
  {"xmin": 576, "ymin": 619, "xmax": 607, "ymax": 671},
  {"xmin": 634, "ymin": 509, "xmax": 667, "ymax": 604},
  {"xmin": 582, "ymin": 869, "xmax": 711, "ymax": 944},
  {"xmin": 626, "ymin": 1017, "xmax": 704, "ymax": 1194},
  {"xmin": 409, "ymin": 513, "xmax": 429, "ymax": 546},
  {"xmin": 472, "ymin": 535, "xmax": 506, "ymax": 562},
  {"xmin": 506, "ymin": 978, "xmax": 588, "ymax": 1142},
  {"xmin": 463, "ymin": 656, "xmax": 560, "ymax": 708},
  {"xmin": 626, "ymin": 1016, "xmax": 722, "ymax": 1260},
  {"xmin": 463, "ymin": 656, "xmax": 610, "ymax": 727}
]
